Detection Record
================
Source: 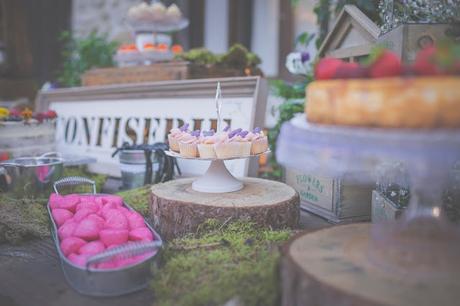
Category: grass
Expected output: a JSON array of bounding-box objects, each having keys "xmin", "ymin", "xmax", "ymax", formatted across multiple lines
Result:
[{"xmin": 151, "ymin": 220, "xmax": 291, "ymax": 306}]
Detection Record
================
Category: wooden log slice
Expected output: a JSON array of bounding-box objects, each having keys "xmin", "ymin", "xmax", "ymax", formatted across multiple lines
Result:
[
  {"xmin": 281, "ymin": 223, "xmax": 460, "ymax": 306},
  {"xmin": 150, "ymin": 177, "xmax": 299, "ymax": 240}
]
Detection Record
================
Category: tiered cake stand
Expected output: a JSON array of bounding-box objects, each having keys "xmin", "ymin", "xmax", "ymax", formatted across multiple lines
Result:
[
  {"xmin": 278, "ymin": 114, "xmax": 460, "ymax": 306},
  {"xmin": 151, "ymin": 150, "xmax": 299, "ymax": 239}
]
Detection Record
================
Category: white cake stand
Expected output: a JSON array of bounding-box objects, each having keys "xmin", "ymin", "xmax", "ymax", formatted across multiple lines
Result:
[{"xmin": 165, "ymin": 150, "xmax": 270, "ymax": 193}]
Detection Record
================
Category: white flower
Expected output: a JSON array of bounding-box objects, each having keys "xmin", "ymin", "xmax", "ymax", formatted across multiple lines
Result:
[{"xmin": 285, "ymin": 52, "xmax": 310, "ymax": 75}]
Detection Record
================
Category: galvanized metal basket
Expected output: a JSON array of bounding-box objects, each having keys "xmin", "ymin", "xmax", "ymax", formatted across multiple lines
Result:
[{"xmin": 48, "ymin": 176, "xmax": 163, "ymax": 297}]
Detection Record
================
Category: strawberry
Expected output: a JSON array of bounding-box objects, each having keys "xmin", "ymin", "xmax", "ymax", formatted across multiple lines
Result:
[
  {"xmin": 334, "ymin": 62, "xmax": 369, "ymax": 79},
  {"xmin": 369, "ymin": 50, "xmax": 402, "ymax": 78},
  {"xmin": 413, "ymin": 46, "xmax": 440, "ymax": 76},
  {"xmin": 315, "ymin": 57, "xmax": 343, "ymax": 80}
]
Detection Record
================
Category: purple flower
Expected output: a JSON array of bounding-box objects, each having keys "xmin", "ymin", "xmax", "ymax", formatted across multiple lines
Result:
[
  {"xmin": 180, "ymin": 123, "xmax": 189, "ymax": 132},
  {"xmin": 191, "ymin": 130, "xmax": 201, "ymax": 137},
  {"xmin": 253, "ymin": 127, "xmax": 261, "ymax": 133},
  {"xmin": 223, "ymin": 125, "xmax": 230, "ymax": 132},
  {"xmin": 301, "ymin": 52, "xmax": 310, "ymax": 63}
]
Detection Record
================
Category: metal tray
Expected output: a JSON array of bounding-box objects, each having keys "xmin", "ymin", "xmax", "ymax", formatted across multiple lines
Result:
[{"xmin": 48, "ymin": 176, "xmax": 163, "ymax": 297}]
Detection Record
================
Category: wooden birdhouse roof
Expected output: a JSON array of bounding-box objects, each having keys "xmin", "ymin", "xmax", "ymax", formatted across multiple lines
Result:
[{"xmin": 318, "ymin": 5, "xmax": 381, "ymax": 60}]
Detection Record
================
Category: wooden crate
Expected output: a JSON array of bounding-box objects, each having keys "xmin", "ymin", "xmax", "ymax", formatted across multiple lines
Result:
[
  {"xmin": 0, "ymin": 121, "xmax": 56, "ymax": 158},
  {"xmin": 81, "ymin": 61, "xmax": 190, "ymax": 86},
  {"xmin": 81, "ymin": 62, "xmax": 253, "ymax": 87},
  {"xmin": 285, "ymin": 168, "xmax": 374, "ymax": 223}
]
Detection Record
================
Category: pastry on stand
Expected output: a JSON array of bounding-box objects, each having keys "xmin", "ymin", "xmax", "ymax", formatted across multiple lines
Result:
[
  {"xmin": 279, "ymin": 45, "xmax": 460, "ymax": 306},
  {"xmin": 150, "ymin": 83, "xmax": 299, "ymax": 240}
]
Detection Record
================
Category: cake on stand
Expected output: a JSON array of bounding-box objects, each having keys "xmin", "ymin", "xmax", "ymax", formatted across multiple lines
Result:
[{"xmin": 278, "ymin": 114, "xmax": 460, "ymax": 306}]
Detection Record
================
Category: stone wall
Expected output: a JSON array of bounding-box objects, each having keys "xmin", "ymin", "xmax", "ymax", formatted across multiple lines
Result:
[{"xmin": 72, "ymin": 0, "xmax": 140, "ymax": 42}]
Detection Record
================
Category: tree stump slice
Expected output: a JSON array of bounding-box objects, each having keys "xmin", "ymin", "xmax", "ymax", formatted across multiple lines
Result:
[
  {"xmin": 150, "ymin": 177, "xmax": 299, "ymax": 240},
  {"xmin": 281, "ymin": 223, "xmax": 460, "ymax": 306}
]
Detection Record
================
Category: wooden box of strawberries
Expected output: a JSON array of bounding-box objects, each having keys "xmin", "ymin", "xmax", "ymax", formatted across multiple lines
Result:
[{"xmin": 47, "ymin": 176, "xmax": 162, "ymax": 296}]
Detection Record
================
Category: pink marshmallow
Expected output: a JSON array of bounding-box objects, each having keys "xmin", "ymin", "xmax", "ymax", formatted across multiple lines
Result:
[
  {"xmin": 73, "ymin": 208, "xmax": 93, "ymax": 223},
  {"xmin": 58, "ymin": 221, "xmax": 77, "ymax": 240},
  {"xmin": 79, "ymin": 240, "xmax": 106, "ymax": 255},
  {"xmin": 118, "ymin": 206, "xmax": 130, "ymax": 215},
  {"xmin": 74, "ymin": 218, "xmax": 100, "ymax": 241},
  {"xmin": 60, "ymin": 237, "xmax": 86, "ymax": 256},
  {"xmin": 129, "ymin": 227, "xmax": 153, "ymax": 242},
  {"xmin": 104, "ymin": 209, "xmax": 128, "ymax": 230},
  {"xmin": 115, "ymin": 257, "xmax": 138, "ymax": 268},
  {"xmin": 76, "ymin": 201, "xmax": 100, "ymax": 213},
  {"xmin": 49, "ymin": 193, "xmax": 64, "ymax": 209},
  {"xmin": 59, "ymin": 194, "xmax": 80, "ymax": 212},
  {"xmin": 87, "ymin": 214, "xmax": 105, "ymax": 229},
  {"xmin": 99, "ymin": 229, "xmax": 129, "ymax": 247},
  {"xmin": 126, "ymin": 211, "xmax": 145, "ymax": 230},
  {"xmin": 101, "ymin": 195, "xmax": 123, "ymax": 206},
  {"xmin": 68, "ymin": 253, "xmax": 92, "ymax": 268},
  {"xmin": 52, "ymin": 209, "xmax": 74, "ymax": 227}
]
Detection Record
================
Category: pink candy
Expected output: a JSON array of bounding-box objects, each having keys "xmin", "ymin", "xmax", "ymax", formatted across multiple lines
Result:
[
  {"xmin": 104, "ymin": 209, "xmax": 128, "ymax": 230},
  {"xmin": 49, "ymin": 192, "xmax": 156, "ymax": 270},
  {"xmin": 52, "ymin": 209, "xmax": 74, "ymax": 226},
  {"xmin": 129, "ymin": 227, "xmax": 153, "ymax": 242},
  {"xmin": 127, "ymin": 211, "xmax": 145, "ymax": 230},
  {"xmin": 74, "ymin": 218, "xmax": 100, "ymax": 240},
  {"xmin": 79, "ymin": 241, "xmax": 106, "ymax": 255},
  {"xmin": 61, "ymin": 237, "xmax": 86, "ymax": 256},
  {"xmin": 100, "ymin": 229, "xmax": 129, "ymax": 247}
]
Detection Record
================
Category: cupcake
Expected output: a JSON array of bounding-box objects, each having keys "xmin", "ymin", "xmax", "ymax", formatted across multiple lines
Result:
[
  {"xmin": 179, "ymin": 130, "xmax": 200, "ymax": 158},
  {"xmin": 150, "ymin": 2, "xmax": 166, "ymax": 21},
  {"xmin": 214, "ymin": 129, "xmax": 251, "ymax": 159},
  {"xmin": 168, "ymin": 123, "xmax": 189, "ymax": 152},
  {"xmin": 247, "ymin": 127, "xmax": 268, "ymax": 155},
  {"xmin": 197, "ymin": 130, "xmax": 217, "ymax": 159},
  {"xmin": 166, "ymin": 3, "xmax": 182, "ymax": 21}
]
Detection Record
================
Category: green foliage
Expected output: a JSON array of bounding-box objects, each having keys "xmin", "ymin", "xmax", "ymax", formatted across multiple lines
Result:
[
  {"xmin": 62, "ymin": 167, "xmax": 107, "ymax": 193},
  {"xmin": 176, "ymin": 43, "xmax": 262, "ymax": 70},
  {"xmin": 57, "ymin": 31, "xmax": 119, "ymax": 87},
  {"xmin": 116, "ymin": 185, "xmax": 151, "ymax": 217},
  {"xmin": 152, "ymin": 220, "xmax": 291, "ymax": 306}
]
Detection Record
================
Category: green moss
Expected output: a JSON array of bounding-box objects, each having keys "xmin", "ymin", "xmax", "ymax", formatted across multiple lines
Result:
[
  {"xmin": 151, "ymin": 220, "xmax": 291, "ymax": 306},
  {"xmin": 0, "ymin": 196, "xmax": 49, "ymax": 244},
  {"xmin": 0, "ymin": 167, "xmax": 107, "ymax": 244},
  {"xmin": 116, "ymin": 185, "xmax": 151, "ymax": 217}
]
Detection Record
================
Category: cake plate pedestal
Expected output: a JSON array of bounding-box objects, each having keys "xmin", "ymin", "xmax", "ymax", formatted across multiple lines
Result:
[
  {"xmin": 152, "ymin": 150, "xmax": 299, "ymax": 239},
  {"xmin": 278, "ymin": 114, "xmax": 460, "ymax": 306}
]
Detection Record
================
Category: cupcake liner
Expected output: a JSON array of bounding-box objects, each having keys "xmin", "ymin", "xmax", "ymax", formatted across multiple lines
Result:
[
  {"xmin": 179, "ymin": 142, "xmax": 198, "ymax": 158},
  {"xmin": 251, "ymin": 136, "xmax": 268, "ymax": 155},
  {"xmin": 168, "ymin": 134, "xmax": 180, "ymax": 152},
  {"xmin": 214, "ymin": 142, "xmax": 251, "ymax": 159},
  {"xmin": 197, "ymin": 143, "xmax": 216, "ymax": 159}
]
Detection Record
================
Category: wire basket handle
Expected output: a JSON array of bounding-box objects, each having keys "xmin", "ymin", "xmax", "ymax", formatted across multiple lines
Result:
[
  {"xmin": 85, "ymin": 240, "xmax": 162, "ymax": 270},
  {"xmin": 53, "ymin": 176, "xmax": 96, "ymax": 195}
]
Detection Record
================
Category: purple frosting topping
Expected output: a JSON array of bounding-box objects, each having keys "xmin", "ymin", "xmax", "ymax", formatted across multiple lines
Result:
[
  {"xmin": 203, "ymin": 130, "xmax": 215, "ymax": 137},
  {"xmin": 253, "ymin": 127, "xmax": 261, "ymax": 133},
  {"xmin": 191, "ymin": 130, "xmax": 201, "ymax": 137},
  {"xmin": 179, "ymin": 123, "xmax": 189, "ymax": 132},
  {"xmin": 223, "ymin": 125, "xmax": 230, "ymax": 132},
  {"xmin": 239, "ymin": 130, "xmax": 249, "ymax": 138},
  {"xmin": 228, "ymin": 128, "xmax": 242, "ymax": 138}
]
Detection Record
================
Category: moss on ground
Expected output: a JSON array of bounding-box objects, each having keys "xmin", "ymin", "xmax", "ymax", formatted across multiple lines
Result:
[
  {"xmin": 0, "ymin": 167, "xmax": 107, "ymax": 244},
  {"xmin": 151, "ymin": 220, "xmax": 291, "ymax": 306},
  {"xmin": 116, "ymin": 185, "xmax": 151, "ymax": 216}
]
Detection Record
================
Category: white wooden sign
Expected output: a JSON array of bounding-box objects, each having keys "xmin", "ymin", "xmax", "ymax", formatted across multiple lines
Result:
[{"xmin": 37, "ymin": 77, "xmax": 267, "ymax": 178}]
